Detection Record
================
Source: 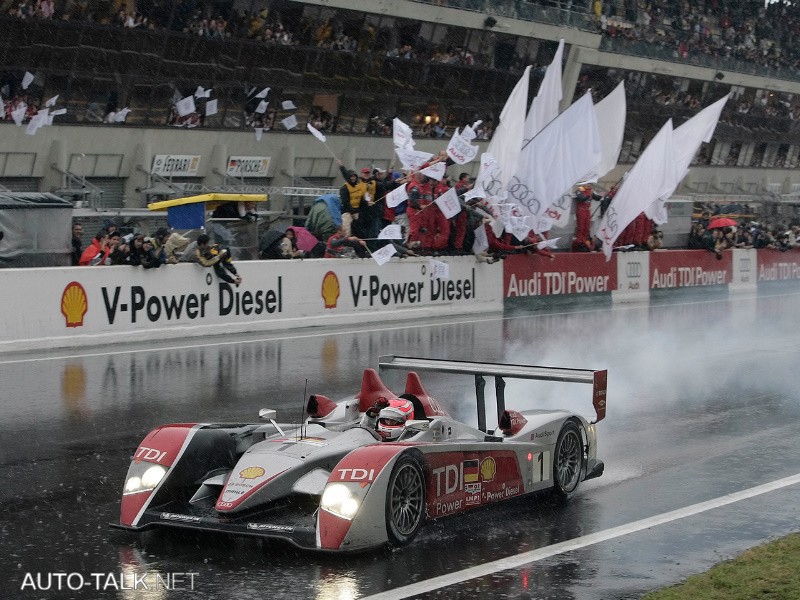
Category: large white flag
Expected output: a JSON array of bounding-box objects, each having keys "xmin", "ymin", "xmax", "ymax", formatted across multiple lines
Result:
[
  {"xmin": 464, "ymin": 153, "xmax": 505, "ymax": 202},
  {"xmin": 486, "ymin": 65, "xmax": 531, "ymax": 192},
  {"xmin": 597, "ymin": 119, "xmax": 677, "ymax": 260},
  {"xmin": 523, "ymin": 39, "xmax": 564, "ymax": 142},
  {"xmin": 434, "ymin": 187, "xmax": 462, "ymax": 219},
  {"xmin": 646, "ymin": 94, "xmax": 729, "ymax": 224},
  {"xmin": 580, "ymin": 81, "xmax": 626, "ymax": 183},
  {"xmin": 507, "ymin": 91, "xmax": 601, "ymax": 221}
]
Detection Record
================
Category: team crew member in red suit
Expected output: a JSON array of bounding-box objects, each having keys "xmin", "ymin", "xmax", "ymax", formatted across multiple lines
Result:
[
  {"xmin": 447, "ymin": 172, "xmax": 472, "ymax": 253},
  {"xmin": 572, "ymin": 184, "xmax": 601, "ymax": 252},
  {"xmin": 426, "ymin": 178, "xmax": 452, "ymax": 253},
  {"xmin": 633, "ymin": 212, "xmax": 653, "ymax": 249},
  {"xmin": 406, "ymin": 172, "xmax": 435, "ymax": 252}
]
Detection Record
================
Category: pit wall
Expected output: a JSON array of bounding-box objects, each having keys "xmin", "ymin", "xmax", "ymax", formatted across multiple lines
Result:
[{"xmin": 2, "ymin": 249, "xmax": 799, "ymax": 353}]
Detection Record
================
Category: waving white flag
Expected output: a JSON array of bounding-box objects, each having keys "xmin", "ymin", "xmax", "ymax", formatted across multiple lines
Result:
[
  {"xmin": 580, "ymin": 81, "xmax": 626, "ymax": 183},
  {"xmin": 371, "ymin": 243, "xmax": 397, "ymax": 266},
  {"xmin": 507, "ymin": 91, "xmax": 601, "ymax": 220},
  {"xmin": 385, "ymin": 184, "xmax": 409, "ymax": 208},
  {"xmin": 597, "ymin": 119, "xmax": 677, "ymax": 260},
  {"xmin": 486, "ymin": 65, "xmax": 531, "ymax": 192},
  {"xmin": 393, "ymin": 117, "xmax": 415, "ymax": 149},
  {"xmin": 646, "ymin": 94, "xmax": 729, "ymax": 224},
  {"xmin": 175, "ymin": 96, "xmax": 196, "ymax": 117},
  {"xmin": 464, "ymin": 153, "xmax": 505, "ymax": 202},
  {"xmin": 420, "ymin": 161, "xmax": 446, "ymax": 181},
  {"xmin": 472, "ymin": 224, "xmax": 489, "ymax": 254},
  {"xmin": 396, "ymin": 147, "xmax": 433, "ymax": 172},
  {"xmin": 307, "ymin": 122, "xmax": 326, "ymax": 142},
  {"xmin": 434, "ymin": 187, "xmax": 462, "ymax": 219},
  {"xmin": 378, "ymin": 224, "xmax": 403, "ymax": 239},
  {"xmin": 523, "ymin": 39, "xmax": 564, "ymax": 142},
  {"xmin": 446, "ymin": 127, "xmax": 479, "ymax": 164}
]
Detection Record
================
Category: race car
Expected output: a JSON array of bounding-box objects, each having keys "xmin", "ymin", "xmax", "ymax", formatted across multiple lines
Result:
[{"xmin": 112, "ymin": 355, "xmax": 607, "ymax": 552}]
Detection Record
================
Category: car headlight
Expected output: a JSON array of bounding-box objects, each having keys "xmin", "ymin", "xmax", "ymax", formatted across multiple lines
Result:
[
  {"xmin": 321, "ymin": 483, "xmax": 361, "ymax": 520},
  {"xmin": 123, "ymin": 464, "xmax": 167, "ymax": 495}
]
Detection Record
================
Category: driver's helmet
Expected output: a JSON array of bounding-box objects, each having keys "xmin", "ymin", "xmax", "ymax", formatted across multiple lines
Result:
[{"xmin": 376, "ymin": 398, "xmax": 414, "ymax": 441}]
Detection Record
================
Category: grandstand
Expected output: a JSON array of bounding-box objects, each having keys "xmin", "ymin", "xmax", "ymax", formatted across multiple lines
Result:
[{"xmin": 2, "ymin": 0, "xmax": 800, "ymax": 230}]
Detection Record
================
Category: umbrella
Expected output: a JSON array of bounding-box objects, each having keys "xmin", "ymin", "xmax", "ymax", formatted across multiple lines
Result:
[
  {"xmin": 707, "ymin": 217, "xmax": 737, "ymax": 229},
  {"xmin": 286, "ymin": 226, "xmax": 321, "ymax": 252}
]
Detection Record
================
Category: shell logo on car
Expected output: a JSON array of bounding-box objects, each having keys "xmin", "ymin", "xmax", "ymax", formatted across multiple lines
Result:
[
  {"xmin": 321, "ymin": 271, "xmax": 340, "ymax": 309},
  {"xmin": 239, "ymin": 466, "xmax": 266, "ymax": 480},
  {"xmin": 61, "ymin": 281, "xmax": 88, "ymax": 327},
  {"xmin": 480, "ymin": 457, "xmax": 496, "ymax": 482}
]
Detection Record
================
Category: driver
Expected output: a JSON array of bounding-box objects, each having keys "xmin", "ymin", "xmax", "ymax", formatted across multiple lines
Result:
[{"xmin": 376, "ymin": 398, "xmax": 414, "ymax": 441}]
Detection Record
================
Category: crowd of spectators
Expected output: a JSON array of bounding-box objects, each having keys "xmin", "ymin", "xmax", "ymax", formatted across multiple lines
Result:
[
  {"xmin": 7, "ymin": 0, "xmax": 800, "ymax": 143},
  {"xmin": 599, "ymin": 0, "xmax": 800, "ymax": 75},
  {"xmin": 8, "ymin": 0, "xmax": 800, "ymax": 77}
]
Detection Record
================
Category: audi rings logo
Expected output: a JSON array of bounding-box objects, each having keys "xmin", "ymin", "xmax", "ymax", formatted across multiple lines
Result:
[
  {"xmin": 625, "ymin": 262, "xmax": 643, "ymax": 278},
  {"xmin": 739, "ymin": 258, "xmax": 752, "ymax": 273}
]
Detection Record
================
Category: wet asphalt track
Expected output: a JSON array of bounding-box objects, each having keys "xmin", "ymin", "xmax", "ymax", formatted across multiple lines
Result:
[{"xmin": 1, "ymin": 286, "xmax": 799, "ymax": 600}]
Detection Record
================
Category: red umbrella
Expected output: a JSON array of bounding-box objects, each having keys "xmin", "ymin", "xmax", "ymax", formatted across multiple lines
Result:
[{"xmin": 707, "ymin": 217, "xmax": 737, "ymax": 229}]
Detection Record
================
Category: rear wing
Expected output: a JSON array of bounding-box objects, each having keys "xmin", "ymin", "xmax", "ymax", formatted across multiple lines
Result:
[{"xmin": 378, "ymin": 355, "xmax": 607, "ymax": 432}]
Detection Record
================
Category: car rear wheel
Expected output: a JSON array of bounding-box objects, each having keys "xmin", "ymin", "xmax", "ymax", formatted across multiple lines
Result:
[
  {"xmin": 385, "ymin": 454, "xmax": 426, "ymax": 546},
  {"xmin": 553, "ymin": 422, "xmax": 584, "ymax": 500}
]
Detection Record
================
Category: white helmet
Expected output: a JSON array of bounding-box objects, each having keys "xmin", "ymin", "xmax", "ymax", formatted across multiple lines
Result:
[{"xmin": 376, "ymin": 398, "xmax": 414, "ymax": 441}]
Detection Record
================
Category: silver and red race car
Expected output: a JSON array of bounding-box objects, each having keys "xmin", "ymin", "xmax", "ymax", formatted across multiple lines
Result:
[{"xmin": 113, "ymin": 356, "xmax": 607, "ymax": 552}]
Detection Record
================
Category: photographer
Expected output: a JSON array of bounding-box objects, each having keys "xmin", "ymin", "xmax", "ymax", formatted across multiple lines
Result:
[{"xmin": 195, "ymin": 234, "xmax": 242, "ymax": 286}]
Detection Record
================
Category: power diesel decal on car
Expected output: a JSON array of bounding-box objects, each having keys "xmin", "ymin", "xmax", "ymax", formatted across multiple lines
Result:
[
  {"xmin": 348, "ymin": 268, "xmax": 476, "ymax": 308},
  {"xmin": 101, "ymin": 279, "xmax": 283, "ymax": 324}
]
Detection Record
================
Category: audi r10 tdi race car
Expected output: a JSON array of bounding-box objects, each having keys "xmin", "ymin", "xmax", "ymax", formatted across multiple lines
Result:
[{"xmin": 113, "ymin": 356, "xmax": 607, "ymax": 552}]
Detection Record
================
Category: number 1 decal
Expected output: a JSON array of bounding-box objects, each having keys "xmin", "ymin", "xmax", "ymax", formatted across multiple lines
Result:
[{"xmin": 533, "ymin": 451, "xmax": 551, "ymax": 483}]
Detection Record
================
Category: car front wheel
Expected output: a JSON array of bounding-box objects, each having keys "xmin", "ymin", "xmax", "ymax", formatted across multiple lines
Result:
[{"xmin": 385, "ymin": 453, "xmax": 426, "ymax": 546}]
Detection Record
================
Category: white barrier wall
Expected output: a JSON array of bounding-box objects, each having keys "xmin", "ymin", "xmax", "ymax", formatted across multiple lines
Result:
[{"xmin": 0, "ymin": 257, "xmax": 503, "ymax": 352}]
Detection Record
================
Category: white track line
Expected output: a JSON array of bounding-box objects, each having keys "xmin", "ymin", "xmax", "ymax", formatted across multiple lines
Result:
[
  {"xmin": 362, "ymin": 472, "xmax": 800, "ymax": 600},
  {"xmin": 3, "ymin": 290, "xmax": 797, "ymax": 366}
]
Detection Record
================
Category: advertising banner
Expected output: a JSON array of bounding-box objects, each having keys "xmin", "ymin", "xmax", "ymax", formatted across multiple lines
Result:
[
  {"xmin": 226, "ymin": 156, "xmax": 271, "ymax": 178},
  {"xmin": 649, "ymin": 250, "xmax": 731, "ymax": 289},
  {"xmin": 0, "ymin": 257, "xmax": 502, "ymax": 352},
  {"xmin": 503, "ymin": 253, "xmax": 616, "ymax": 298},
  {"xmin": 756, "ymin": 249, "xmax": 800, "ymax": 282},
  {"xmin": 151, "ymin": 155, "xmax": 201, "ymax": 177}
]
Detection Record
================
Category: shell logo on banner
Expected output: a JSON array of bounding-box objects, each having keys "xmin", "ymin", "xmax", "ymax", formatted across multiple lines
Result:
[
  {"xmin": 321, "ymin": 271, "xmax": 340, "ymax": 309},
  {"xmin": 61, "ymin": 281, "xmax": 88, "ymax": 327}
]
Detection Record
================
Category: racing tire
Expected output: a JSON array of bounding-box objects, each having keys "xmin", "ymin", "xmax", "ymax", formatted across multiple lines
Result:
[
  {"xmin": 552, "ymin": 421, "xmax": 584, "ymax": 501},
  {"xmin": 385, "ymin": 453, "xmax": 426, "ymax": 546}
]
